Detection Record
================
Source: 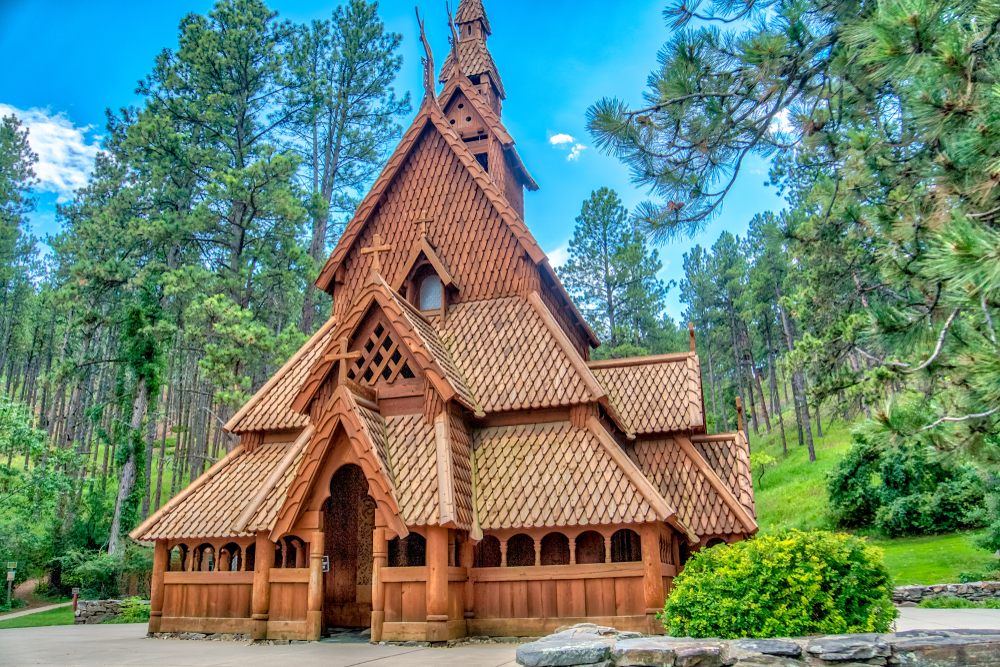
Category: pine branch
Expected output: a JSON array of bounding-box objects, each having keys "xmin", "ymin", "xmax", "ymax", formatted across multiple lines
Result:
[{"xmin": 918, "ymin": 407, "xmax": 999, "ymax": 432}]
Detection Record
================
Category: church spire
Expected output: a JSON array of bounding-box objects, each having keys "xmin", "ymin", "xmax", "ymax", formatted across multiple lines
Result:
[{"xmin": 439, "ymin": 0, "xmax": 505, "ymax": 111}]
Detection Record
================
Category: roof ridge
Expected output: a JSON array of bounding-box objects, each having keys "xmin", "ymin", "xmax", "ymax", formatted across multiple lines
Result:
[
  {"xmin": 585, "ymin": 417, "xmax": 697, "ymax": 542},
  {"xmin": 231, "ymin": 425, "xmax": 314, "ymax": 534},
  {"xmin": 587, "ymin": 351, "xmax": 696, "ymax": 369}
]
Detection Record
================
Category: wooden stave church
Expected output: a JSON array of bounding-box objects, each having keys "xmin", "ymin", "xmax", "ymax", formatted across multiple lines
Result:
[{"xmin": 130, "ymin": 0, "xmax": 758, "ymax": 643}]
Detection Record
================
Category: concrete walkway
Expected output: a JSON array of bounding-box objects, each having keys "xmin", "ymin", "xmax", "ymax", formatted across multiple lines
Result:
[
  {"xmin": 0, "ymin": 601, "xmax": 72, "ymax": 621},
  {"xmin": 3, "ymin": 610, "xmax": 1000, "ymax": 667},
  {"xmin": 896, "ymin": 606, "xmax": 1000, "ymax": 631},
  {"xmin": 0, "ymin": 624, "xmax": 519, "ymax": 667}
]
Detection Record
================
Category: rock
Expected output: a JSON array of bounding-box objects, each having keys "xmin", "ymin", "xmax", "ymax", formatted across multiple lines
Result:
[
  {"xmin": 896, "ymin": 602, "xmax": 918, "ymax": 608},
  {"xmin": 732, "ymin": 639, "xmax": 802, "ymax": 657},
  {"xmin": 516, "ymin": 636, "xmax": 614, "ymax": 667},
  {"xmin": 612, "ymin": 637, "xmax": 724, "ymax": 667},
  {"xmin": 806, "ymin": 634, "xmax": 890, "ymax": 661}
]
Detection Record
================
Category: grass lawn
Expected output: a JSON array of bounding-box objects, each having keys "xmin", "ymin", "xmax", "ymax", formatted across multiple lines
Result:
[
  {"xmin": 871, "ymin": 531, "xmax": 1000, "ymax": 586},
  {"xmin": 0, "ymin": 606, "xmax": 74, "ymax": 630},
  {"xmin": 744, "ymin": 408, "xmax": 999, "ymax": 585},
  {"xmin": 747, "ymin": 412, "xmax": 854, "ymax": 532}
]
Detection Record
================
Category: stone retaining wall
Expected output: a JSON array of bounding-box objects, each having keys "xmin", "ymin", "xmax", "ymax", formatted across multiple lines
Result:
[
  {"xmin": 894, "ymin": 581, "xmax": 1000, "ymax": 605},
  {"xmin": 74, "ymin": 599, "xmax": 146, "ymax": 625},
  {"xmin": 516, "ymin": 623, "xmax": 1000, "ymax": 667}
]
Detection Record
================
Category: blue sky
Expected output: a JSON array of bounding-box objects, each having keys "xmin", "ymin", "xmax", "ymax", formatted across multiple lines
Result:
[{"xmin": 0, "ymin": 0, "xmax": 784, "ymax": 321}]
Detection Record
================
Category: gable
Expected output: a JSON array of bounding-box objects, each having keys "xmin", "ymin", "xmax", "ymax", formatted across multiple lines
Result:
[
  {"xmin": 443, "ymin": 91, "xmax": 488, "ymax": 141},
  {"xmin": 328, "ymin": 126, "xmax": 525, "ymax": 321}
]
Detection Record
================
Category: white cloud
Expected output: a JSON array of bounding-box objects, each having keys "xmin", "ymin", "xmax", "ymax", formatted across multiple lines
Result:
[
  {"xmin": 547, "ymin": 243, "xmax": 570, "ymax": 268},
  {"xmin": 549, "ymin": 133, "xmax": 587, "ymax": 161},
  {"xmin": 0, "ymin": 104, "xmax": 101, "ymax": 203}
]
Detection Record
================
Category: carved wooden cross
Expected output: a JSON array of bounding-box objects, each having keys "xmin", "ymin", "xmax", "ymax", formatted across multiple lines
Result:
[
  {"xmin": 415, "ymin": 210, "xmax": 433, "ymax": 237},
  {"xmin": 361, "ymin": 233, "xmax": 392, "ymax": 273},
  {"xmin": 323, "ymin": 337, "xmax": 362, "ymax": 384}
]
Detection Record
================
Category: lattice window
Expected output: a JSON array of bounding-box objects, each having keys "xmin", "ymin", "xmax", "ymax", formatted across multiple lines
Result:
[{"xmin": 348, "ymin": 322, "xmax": 417, "ymax": 385}]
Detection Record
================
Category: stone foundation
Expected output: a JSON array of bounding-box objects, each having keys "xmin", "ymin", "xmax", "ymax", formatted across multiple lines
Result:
[
  {"xmin": 894, "ymin": 581, "xmax": 1000, "ymax": 605},
  {"xmin": 74, "ymin": 600, "xmax": 148, "ymax": 625},
  {"xmin": 515, "ymin": 623, "xmax": 1000, "ymax": 666}
]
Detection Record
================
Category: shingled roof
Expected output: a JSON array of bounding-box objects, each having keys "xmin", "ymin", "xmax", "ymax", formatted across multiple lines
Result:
[
  {"xmin": 440, "ymin": 40, "xmax": 506, "ymax": 99},
  {"xmin": 130, "ymin": 440, "xmax": 304, "ymax": 541},
  {"xmin": 439, "ymin": 296, "xmax": 597, "ymax": 413},
  {"xmin": 473, "ymin": 421, "xmax": 661, "ymax": 530},
  {"xmin": 455, "ymin": 0, "xmax": 490, "ymax": 33},
  {"xmin": 590, "ymin": 353, "xmax": 705, "ymax": 435},
  {"xmin": 628, "ymin": 435, "xmax": 757, "ymax": 538},
  {"xmin": 225, "ymin": 318, "xmax": 337, "ymax": 434}
]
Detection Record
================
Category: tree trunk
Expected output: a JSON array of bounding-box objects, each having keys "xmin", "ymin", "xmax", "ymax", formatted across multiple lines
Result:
[
  {"xmin": 705, "ymin": 338, "xmax": 725, "ymax": 433},
  {"xmin": 765, "ymin": 325, "xmax": 786, "ymax": 453},
  {"xmin": 108, "ymin": 381, "xmax": 148, "ymax": 556},
  {"xmin": 727, "ymin": 306, "xmax": 748, "ymax": 431},
  {"xmin": 815, "ymin": 402, "xmax": 823, "ymax": 438},
  {"xmin": 776, "ymin": 293, "xmax": 814, "ymax": 462}
]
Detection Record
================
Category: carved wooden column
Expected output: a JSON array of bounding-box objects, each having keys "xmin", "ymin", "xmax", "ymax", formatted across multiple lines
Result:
[
  {"xmin": 460, "ymin": 535, "xmax": 474, "ymax": 623},
  {"xmin": 534, "ymin": 538, "xmax": 541, "ymax": 566},
  {"xmin": 569, "ymin": 537, "xmax": 577, "ymax": 565},
  {"xmin": 640, "ymin": 523, "xmax": 665, "ymax": 633},
  {"xmin": 219, "ymin": 549, "xmax": 231, "ymax": 572},
  {"xmin": 499, "ymin": 539, "xmax": 508, "ymax": 567},
  {"xmin": 307, "ymin": 532, "xmax": 324, "ymax": 640},
  {"xmin": 604, "ymin": 534, "xmax": 612, "ymax": 564},
  {"xmin": 149, "ymin": 540, "xmax": 168, "ymax": 634},
  {"xmin": 426, "ymin": 525, "xmax": 449, "ymax": 642},
  {"xmin": 251, "ymin": 531, "xmax": 273, "ymax": 641},
  {"xmin": 371, "ymin": 518, "xmax": 389, "ymax": 642}
]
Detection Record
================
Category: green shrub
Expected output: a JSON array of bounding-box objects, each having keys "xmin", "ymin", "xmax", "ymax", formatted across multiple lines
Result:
[
  {"xmin": 662, "ymin": 530, "xmax": 897, "ymax": 639},
  {"xmin": 0, "ymin": 597, "xmax": 27, "ymax": 612},
  {"xmin": 828, "ymin": 430, "xmax": 986, "ymax": 537},
  {"xmin": 104, "ymin": 596, "xmax": 150, "ymax": 624}
]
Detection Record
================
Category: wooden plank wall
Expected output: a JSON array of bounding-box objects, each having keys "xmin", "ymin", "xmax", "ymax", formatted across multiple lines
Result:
[
  {"xmin": 472, "ymin": 576, "xmax": 644, "ymax": 619},
  {"xmin": 162, "ymin": 572, "xmax": 253, "ymax": 619}
]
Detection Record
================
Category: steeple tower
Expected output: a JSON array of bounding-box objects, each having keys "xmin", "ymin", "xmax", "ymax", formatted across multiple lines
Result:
[{"xmin": 440, "ymin": 0, "xmax": 505, "ymax": 115}]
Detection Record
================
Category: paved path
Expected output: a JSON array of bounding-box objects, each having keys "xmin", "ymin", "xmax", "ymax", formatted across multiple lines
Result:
[
  {"xmin": 0, "ymin": 601, "xmax": 72, "ymax": 621},
  {"xmin": 3, "ymin": 609, "xmax": 1000, "ymax": 667},
  {"xmin": 896, "ymin": 607, "xmax": 1000, "ymax": 631},
  {"xmin": 0, "ymin": 624, "xmax": 519, "ymax": 667}
]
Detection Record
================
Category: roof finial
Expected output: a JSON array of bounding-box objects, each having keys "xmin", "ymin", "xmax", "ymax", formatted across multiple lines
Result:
[
  {"xmin": 688, "ymin": 322, "xmax": 696, "ymax": 352},
  {"xmin": 415, "ymin": 7, "xmax": 436, "ymax": 100},
  {"xmin": 446, "ymin": 2, "xmax": 461, "ymax": 75},
  {"xmin": 735, "ymin": 396, "xmax": 745, "ymax": 433}
]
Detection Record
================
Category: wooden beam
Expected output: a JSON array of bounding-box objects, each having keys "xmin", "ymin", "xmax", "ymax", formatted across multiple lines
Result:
[
  {"xmin": 232, "ymin": 425, "xmax": 315, "ymax": 534},
  {"xmin": 587, "ymin": 351, "xmax": 696, "ymax": 370},
  {"xmin": 435, "ymin": 413, "xmax": 457, "ymax": 527},
  {"xmin": 527, "ymin": 291, "xmax": 605, "ymax": 402}
]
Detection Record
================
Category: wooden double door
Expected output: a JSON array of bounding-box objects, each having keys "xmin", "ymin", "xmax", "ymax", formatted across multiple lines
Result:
[{"xmin": 323, "ymin": 464, "xmax": 376, "ymax": 629}]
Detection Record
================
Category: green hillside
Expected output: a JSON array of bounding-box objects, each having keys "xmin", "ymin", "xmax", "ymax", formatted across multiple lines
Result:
[{"xmin": 745, "ymin": 412, "xmax": 1000, "ymax": 585}]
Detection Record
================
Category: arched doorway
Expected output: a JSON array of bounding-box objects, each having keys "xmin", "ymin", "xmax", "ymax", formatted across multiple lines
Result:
[{"xmin": 324, "ymin": 464, "xmax": 376, "ymax": 629}]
